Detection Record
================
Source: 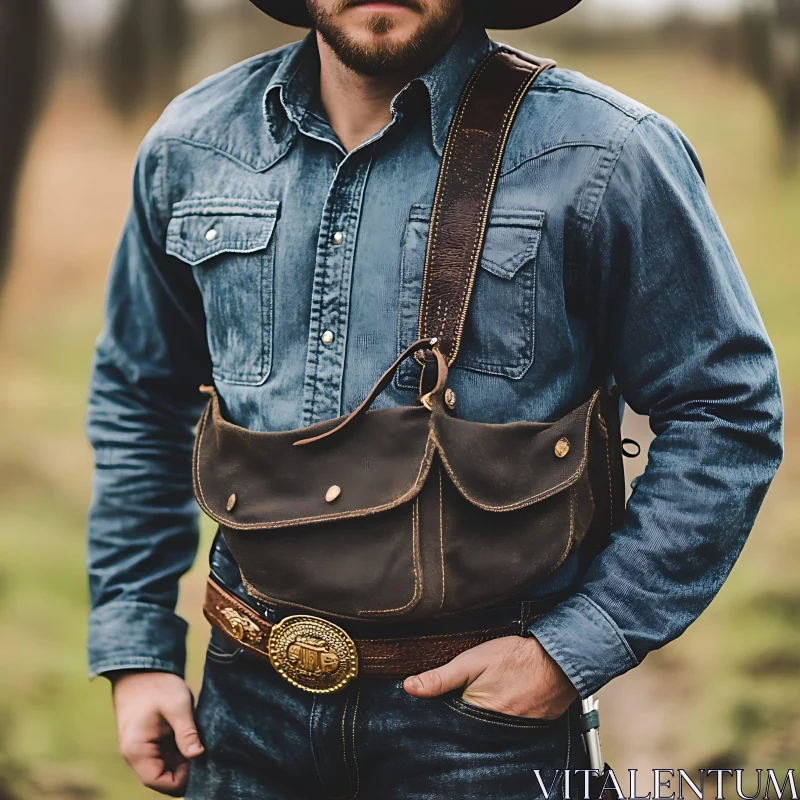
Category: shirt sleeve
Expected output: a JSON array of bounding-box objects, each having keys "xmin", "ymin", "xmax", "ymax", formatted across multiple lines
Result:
[
  {"xmin": 528, "ymin": 113, "xmax": 784, "ymax": 697},
  {"xmin": 85, "ymin": 133, "xmax": 212, "ymax": 679}
]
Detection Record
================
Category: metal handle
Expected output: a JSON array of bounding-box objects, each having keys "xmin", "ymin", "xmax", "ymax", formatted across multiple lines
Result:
[{"xmin": 580, "ymin": 695, "xmax": 604, "ymax": 772}]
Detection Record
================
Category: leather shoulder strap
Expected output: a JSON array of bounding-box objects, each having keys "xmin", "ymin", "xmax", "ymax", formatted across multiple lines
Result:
[{"xmin": 417, "ymin": 48, "xmax": 555, "ymax": 364}]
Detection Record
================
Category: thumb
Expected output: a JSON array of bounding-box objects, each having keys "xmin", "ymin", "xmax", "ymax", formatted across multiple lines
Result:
[
  {"xmin": 404, "ymin": 656, "xmax": 469, "ymax": 698},
  {"xmin": 161, "ymin": 696, "xmax": 205, "ymax": 760}
]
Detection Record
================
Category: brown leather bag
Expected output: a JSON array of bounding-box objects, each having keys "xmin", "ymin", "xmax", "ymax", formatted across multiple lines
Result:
[{"xmin": 192, "ymin": 49, "xmax": 626, "ymax": 622}]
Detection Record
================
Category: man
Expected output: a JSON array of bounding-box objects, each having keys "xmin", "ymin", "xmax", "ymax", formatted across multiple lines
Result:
[{"xmin": 86, "ymin": 0, "xmax": 783, "ymax": 797}]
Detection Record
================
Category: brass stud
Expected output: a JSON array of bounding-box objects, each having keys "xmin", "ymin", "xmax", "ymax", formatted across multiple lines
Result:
[
  {"xmin": 325, "ymin": 485, "xmax": 341, "ymax": 503},
  {"xmin": 226, "ymin": 493, "xmax": 237, "ymax": 511},
  {"xmin": 444, "ymin": 388, "xmax": 456, "ymax": 410},
  {"xmin": 554, "ymin": 438, "xmax": 570, "ymax": 459}
]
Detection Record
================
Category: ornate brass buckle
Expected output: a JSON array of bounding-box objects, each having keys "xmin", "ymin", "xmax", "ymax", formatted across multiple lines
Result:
[{"xmin": 267, "ymin": 614, "xmax": 358, "ymax": 693}]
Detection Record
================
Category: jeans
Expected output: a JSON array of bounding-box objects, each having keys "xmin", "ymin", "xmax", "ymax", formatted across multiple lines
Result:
[{"xmin": 185, "ymin": 627, "xmax": 589, "ymax": 799}]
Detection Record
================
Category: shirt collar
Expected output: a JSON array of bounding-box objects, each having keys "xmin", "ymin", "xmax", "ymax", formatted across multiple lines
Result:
[
  {"xmin": 264, "ymin": 22, "xmax": 494, "ymax": 156},
  {"xmin": 409, "ymin": 21, "xmax": 494, "ymax": 155},
  {"xmin": 264, "ymin": 32, "xmax": 320, "ymax": 140}
]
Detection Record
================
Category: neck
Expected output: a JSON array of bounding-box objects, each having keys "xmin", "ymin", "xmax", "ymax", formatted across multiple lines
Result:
[{"xmin": 316, "ymin": 35, "xmax": 412, "ymax": 153}]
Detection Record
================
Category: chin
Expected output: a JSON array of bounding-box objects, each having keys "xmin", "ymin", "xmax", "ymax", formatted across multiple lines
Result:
[
  {"xmin": 315, "ymin": 1, "xmax": 461, "ymax": 76},
  {"xmin": 353, "ymin": 27, "xmax": 418, "ymax": 51},
  {"xmin": 350, "ymin": 13, "xmax": 420, "ymax": 42}
]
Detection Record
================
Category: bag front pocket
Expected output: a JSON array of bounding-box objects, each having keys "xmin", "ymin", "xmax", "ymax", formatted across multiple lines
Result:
[
  {"xmin": 193, "ymin": 394, "xmax": 437, "ymax": 621},
  {"xmin": 225, "ymin": 500, "xmax": 422, "ymax": 619},
  {"xmin": 166, "ymin": 198, "xmax": 279, "ymax": 386},
  {"xmin": 397, "ymin": 205, "xmax": 544, "ymax": 388}
]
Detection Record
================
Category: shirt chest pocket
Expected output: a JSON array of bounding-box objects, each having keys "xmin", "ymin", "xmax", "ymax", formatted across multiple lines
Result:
[
  {"xmin": 396, "ymin": 205, "xmax": 544, "ymax": 388},
  {"xmin": 166, "ymin": 199, "xmax": 279, "ymax": 386}
]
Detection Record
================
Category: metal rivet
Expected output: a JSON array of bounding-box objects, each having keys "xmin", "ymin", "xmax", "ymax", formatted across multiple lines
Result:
[
  {"xmin": 226, "ymin": 493, "xmax": 237, "ymax": 511},
  {"xmin": 325, "ymin": 485, "xmax": 341, "ymax": 503},
  {"xmin": 554, "ymin": 438, "xmax": 570, "ymax": 459},
  {"xmin": 321, "ymin": 330, "xmax": 335, "ymax": 345},
  {"xmin": 332, "ymin": 232, "xmax": 344, "ymax": 245},
  {"xmin": 205, "ymin": 228, "xmax": 218, "ymax": 242},
  {"xmin": 444, "ymin": 388, "xmax": 456, "ymax": 410}
]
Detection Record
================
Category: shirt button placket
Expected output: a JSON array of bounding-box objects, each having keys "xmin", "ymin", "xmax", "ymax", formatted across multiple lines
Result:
[{"xmin": 301, "ymin": 158, "xmax": 368, "ymax": 427}]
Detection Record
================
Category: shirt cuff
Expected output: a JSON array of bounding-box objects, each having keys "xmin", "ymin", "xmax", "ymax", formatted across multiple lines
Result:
[
  {"xmin": 527, "ymin": 592, "xmax": 638, "ymax": 697},
  {"xmin": 88, "ymin": 601, "xmax": 188, "ymax": 679}
]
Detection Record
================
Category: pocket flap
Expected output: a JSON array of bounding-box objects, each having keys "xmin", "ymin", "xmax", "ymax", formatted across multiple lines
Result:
[
  {"xmin": 432, "ymin": 391, "xmax": 600, "ymax": 511},
  {"xmin": 166, "ymin": 199, "xmax": 279, "ymax": 266},
  {"xmin": 407, "ymin": 205, "xmax": 544, "ymax": 280},
  {"xmin": 193, "ymin": 394, "xmax": 435, "ymax": 530},
  {"xmin": 480, "ymin": 209, "xmax": 544, "ymax": 279}
]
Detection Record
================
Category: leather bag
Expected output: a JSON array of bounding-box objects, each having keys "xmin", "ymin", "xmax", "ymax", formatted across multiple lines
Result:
[{"xmin": 192, "ymin": 48, "xmax": 626, "ymax": 622}]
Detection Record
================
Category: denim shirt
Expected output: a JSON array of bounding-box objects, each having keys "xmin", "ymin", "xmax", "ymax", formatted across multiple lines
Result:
[{"xmin": 86, "ymin": 23, "xmax": 783, "ymax": 697}]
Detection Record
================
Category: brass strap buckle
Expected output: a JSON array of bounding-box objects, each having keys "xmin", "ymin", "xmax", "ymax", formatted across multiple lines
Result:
[{"xmin": 267, "ymin": 614, "xmax": 358, "ymax": 693}]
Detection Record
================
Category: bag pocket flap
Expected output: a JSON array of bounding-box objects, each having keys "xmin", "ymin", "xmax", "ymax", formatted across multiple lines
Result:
[
  {"xmin": 432, "ymin": 391, "xmax": 601, "ymax": 511},
  {"xmin": 193, "ymin": 394, "xmax": 435, "ymax": 529},
  {"xmin": 166, "ymin": 199, "xmax": 279, "ymax": 266}
]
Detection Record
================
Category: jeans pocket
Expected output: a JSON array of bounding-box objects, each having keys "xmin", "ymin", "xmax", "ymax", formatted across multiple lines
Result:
[
  {"xmin": 440, "ymin": 693, "xmax": 561, "ymax": 729},
  {"xmin": 205, "ymin": 626, "xmax": 244, "ymax": 665}
]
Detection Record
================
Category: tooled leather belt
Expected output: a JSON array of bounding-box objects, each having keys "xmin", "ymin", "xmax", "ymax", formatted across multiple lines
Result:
[{"xmin": 203, "ymin": 577, "xmax": 549, "ymax": 694}]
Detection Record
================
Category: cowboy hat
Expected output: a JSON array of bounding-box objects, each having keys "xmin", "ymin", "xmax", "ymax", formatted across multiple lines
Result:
[{"xmin": 248, "ymin": 0, "xmax": 583, "ymax": 30}]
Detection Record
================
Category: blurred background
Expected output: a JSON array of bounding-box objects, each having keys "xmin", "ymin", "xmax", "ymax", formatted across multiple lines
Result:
[{"xmin": 0, "ymin": 0, "xmax": 798, "ymax": 796}]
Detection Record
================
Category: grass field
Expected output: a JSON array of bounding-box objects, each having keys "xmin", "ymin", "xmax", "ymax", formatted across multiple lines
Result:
[{"xmin": 0, "ymin": 45, "xmax": 797, "ymax": 797}]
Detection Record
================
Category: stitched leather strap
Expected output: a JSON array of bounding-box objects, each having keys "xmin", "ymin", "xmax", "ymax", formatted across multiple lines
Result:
[
  {"xmin": 418, "ymin": 48, "xmax": 555, "ymax": 364},
  {"xmin": 204, "ymin": 577, "xmax": 543, "ymax": 678},
  {"xmin": 292, "ymin": 337, "xmax": 447, "ymax": 446}
]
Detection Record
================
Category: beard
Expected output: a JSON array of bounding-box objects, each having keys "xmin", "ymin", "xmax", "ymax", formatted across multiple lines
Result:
[{"xmin": 306, "ymin": 0, "xmax": 464, "ymax": 77}]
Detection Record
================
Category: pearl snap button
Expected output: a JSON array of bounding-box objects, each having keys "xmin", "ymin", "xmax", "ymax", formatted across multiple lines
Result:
[
  {"xmin": 321, "ymin": 330, "xmax": 335, "ymax": 345},
  {"xmin": 205, "ymin": 228, "xmax": 218, "ymax": 242},
  {"xmin": 332, "ymin": 232, "xmax": 344, "ymax": 245}
]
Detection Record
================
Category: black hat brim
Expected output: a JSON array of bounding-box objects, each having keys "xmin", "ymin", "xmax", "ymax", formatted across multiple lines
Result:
[{"xmin": 249, "ymin": 0, "xmax": 583, "ymax": 30}]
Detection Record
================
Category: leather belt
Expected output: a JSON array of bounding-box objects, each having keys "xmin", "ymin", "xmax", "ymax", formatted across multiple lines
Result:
[{"xmin": 203, "ymin": 577, "xmax": 543, "ymax": 693}]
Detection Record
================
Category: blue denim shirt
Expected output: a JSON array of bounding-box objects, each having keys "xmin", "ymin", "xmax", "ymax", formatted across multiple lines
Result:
[{"xmin": 86, "ymin": 23, "xmax": 783, "ymax": 697}]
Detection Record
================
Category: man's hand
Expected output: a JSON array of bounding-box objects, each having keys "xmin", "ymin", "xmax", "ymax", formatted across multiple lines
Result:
[
  {"xmin": 111, "ymin": 671, "xmax": 204, "ymax": 797},
  {"xmin": 403, "ymin": 636, "xmax": 578, "ymax": 720}
]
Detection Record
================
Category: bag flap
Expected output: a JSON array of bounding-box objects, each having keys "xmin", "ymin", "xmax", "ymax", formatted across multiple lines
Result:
[
  {"xmin": 432, "ymin": 391, "xmax": 601, "ymax": 511},
  {"xmin": 193, "ymin": 393, "xmax": 435, "ymax": 529}
]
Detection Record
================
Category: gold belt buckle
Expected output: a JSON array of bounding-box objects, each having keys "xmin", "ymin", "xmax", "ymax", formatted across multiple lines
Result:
[{"xmin": 268, "ymin": 614, "xmax": 358, "ymax": 693}]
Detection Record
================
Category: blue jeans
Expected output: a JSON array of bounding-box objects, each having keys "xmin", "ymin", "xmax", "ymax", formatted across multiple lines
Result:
[{"xmin": 185, "ymin": 627, "xmax": 590, "ymax": 799}]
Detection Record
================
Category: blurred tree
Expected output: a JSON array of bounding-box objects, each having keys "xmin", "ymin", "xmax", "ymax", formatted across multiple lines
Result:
[
  {"xmin": 742, "ymin": 0, "xmax": 800, "ymax": 172},
  {"xmin": 0, "ymin": 0, "xmax": 50, "ymax": 289},
  {"xmin": 99, "ymin": 0, "xmax": 190, "ymax": 118}
]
